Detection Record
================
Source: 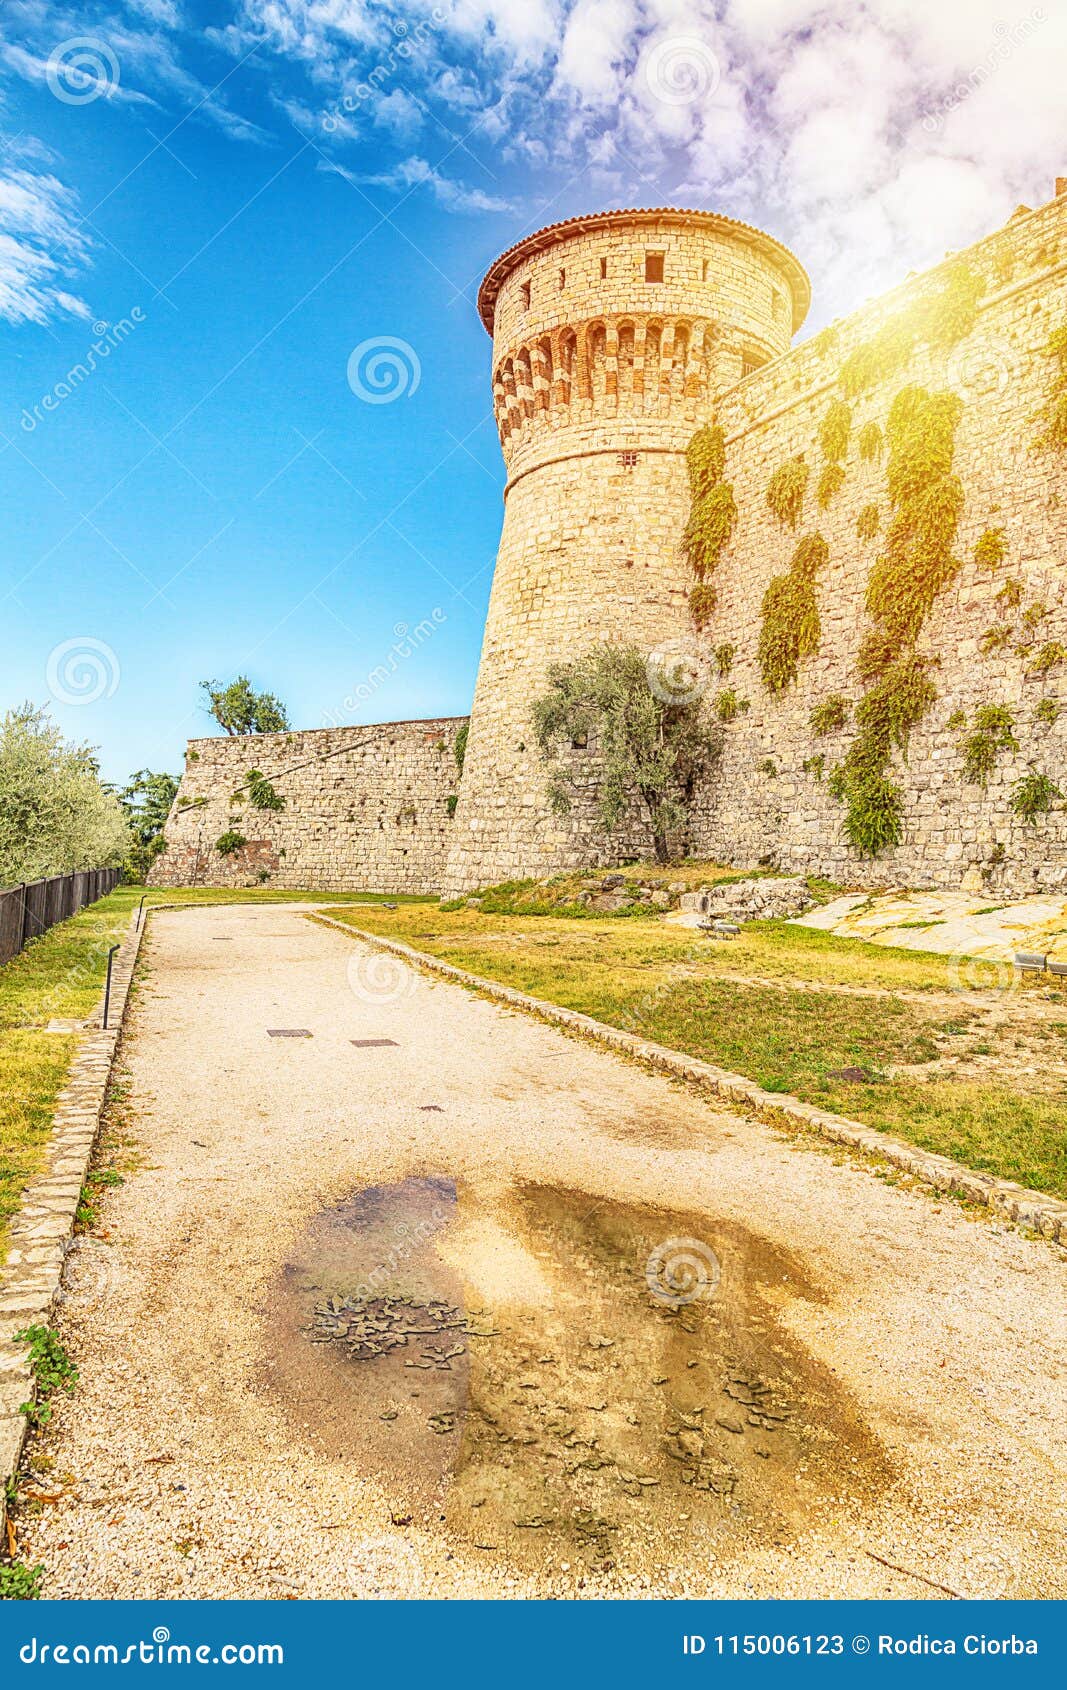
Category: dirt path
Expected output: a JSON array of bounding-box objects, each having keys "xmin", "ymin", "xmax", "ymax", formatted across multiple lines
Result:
[{"xmin": 24, "ymin": 904, "xmax": 1067, "ymax": 1600}]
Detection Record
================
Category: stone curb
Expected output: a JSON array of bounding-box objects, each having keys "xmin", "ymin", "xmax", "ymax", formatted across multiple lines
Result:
[
  {"xmin": 315, "ymin": 916, "xmax": 1067, "ymax": 1248},
  {"xmin": 0, "ymin": 909, "xmax": 147, "ymax": 1544}
]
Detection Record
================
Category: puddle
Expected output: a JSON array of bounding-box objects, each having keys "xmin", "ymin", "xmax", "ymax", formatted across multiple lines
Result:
[{"xmin": 265, "ymin": 1177, "xmax": 891, "ymax": 1576}]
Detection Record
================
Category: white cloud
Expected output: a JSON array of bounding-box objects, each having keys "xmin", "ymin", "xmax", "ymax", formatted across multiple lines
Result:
[
  {"xmin": 321, "ymin": 153, "xmax": 513, "ymax": 213},
  {"xmin": 0, "ymin": 168, "xmax": 91, "ymax": 324}
]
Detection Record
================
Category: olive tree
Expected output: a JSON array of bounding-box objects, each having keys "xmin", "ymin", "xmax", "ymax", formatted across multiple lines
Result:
[
  {"xmin": 532, "ymin": 645, "xmax": 719, "ymax": 864},
  {"xmin": 0, "ymin": 705, "xmax": 129, "ymax": 885}
]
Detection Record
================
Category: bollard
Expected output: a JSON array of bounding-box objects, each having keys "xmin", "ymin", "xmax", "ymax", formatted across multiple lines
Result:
[
  {"xmin": 137, "ymin": 893, "xmax": 147, "ymax": 929},
  {"xmin": 102, "ymin": 943, "xmax": 121, "ymax": 1029}
]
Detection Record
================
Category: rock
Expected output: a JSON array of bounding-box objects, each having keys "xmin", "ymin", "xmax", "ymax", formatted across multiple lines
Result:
[
  {"xmin": 696, "ymin": 875, "xmax": 814, "ymax": 921},
  {"xmin": 650, "ymin": 890, "xmax": 671, "ymax": 907},
  {"xmin": 601, "ymin": 874, "xmax": 625, "ymax": 889},
  {"xmin": 588, "ymin": 892, "xmax": 628, "ymax": 912},
  {"xmin": 960, "ymin": 864, "xmax": 986, "ymax": 895}
]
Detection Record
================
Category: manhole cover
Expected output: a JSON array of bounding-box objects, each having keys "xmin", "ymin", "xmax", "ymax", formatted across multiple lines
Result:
[
  {"xmin": 351, "ymin": 1038, "xmax": 398, "ymax": 1048},
  {"xmin": 268, "ymin": 1029, "xmax": 313, "ymax": 1038}
]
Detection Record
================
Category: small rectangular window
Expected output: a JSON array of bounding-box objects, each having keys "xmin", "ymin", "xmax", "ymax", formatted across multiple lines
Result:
[
  {"xmin": 600, "ymin": 257, "xmax": 608, "ymax": 279},
  {"xmin": 558, "ymin": 267, "xmax": 566, "ymax": 289},
  {"xmin": 645, "ymin": 251, "xmax": 665, "ymax": 283},
  {"xmin": 701, "ymin": 259, "xmax": 709, "ymax": 282},
  {"xmin": 520, "ymin": 281, "xmax": 531, "ymax": 310}
]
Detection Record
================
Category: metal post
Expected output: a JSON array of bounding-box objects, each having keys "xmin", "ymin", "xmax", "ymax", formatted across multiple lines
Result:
[
  {"xmin": 102, "ymin": 943, "xmax": 120, "ymax": 1029},
  {"xmin": 137, "ymin": 893, "xmax": 147, "ymax": 929}
]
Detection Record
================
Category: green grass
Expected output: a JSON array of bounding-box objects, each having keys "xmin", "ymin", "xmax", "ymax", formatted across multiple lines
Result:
[
  {"xmin": 327, "ymin": 904, "xmax": 1067, "ymax": 1202},
  {"xmin": 0, "ymin": 883, "xmax": 431, "ymax": 1260}
]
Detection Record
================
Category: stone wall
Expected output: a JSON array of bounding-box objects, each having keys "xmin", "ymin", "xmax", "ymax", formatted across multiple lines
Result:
[
  {"xmin": 446, "ymin": 187, "xmax": 1067, "ymax": 896},
  {"xmin": 694, "ymin": 189, "xmax": 1067, "ymax": 896},
  {"xmin": 151, "ymin": 719, "xmax": 467, "ymax": 894}
]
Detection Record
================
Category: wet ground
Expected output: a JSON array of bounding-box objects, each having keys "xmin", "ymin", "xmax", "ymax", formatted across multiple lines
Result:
[
  {"xmin": 268, "ymin": 1177, "xmax": 890, "ymax": 1578},
  {"xmin": 20, "ymin": 904, "xmax": 1067, "ymax": 1599}
]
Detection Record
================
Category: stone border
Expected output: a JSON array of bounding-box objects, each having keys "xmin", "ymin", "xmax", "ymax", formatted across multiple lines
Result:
[
  {"xmin": 315, "ymin": 916, "xmax": 1067, "ymax": 1247},
  {"xmin": 0, "ymin": 909, "xmax": 146, "ymax": 1543}
]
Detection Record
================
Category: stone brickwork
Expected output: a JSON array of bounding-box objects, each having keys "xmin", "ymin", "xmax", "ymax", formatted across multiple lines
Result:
[
  {"xmin": 151, "ymin": 719, "xmax": 467, "ymax": 894},
  {"xmin": 444, "ymin": 189, "xmax": 1067, "ymax": 896},
  {"xmin": 158, "ymin": 195, "xmax": 1067, "ymax": 899}
]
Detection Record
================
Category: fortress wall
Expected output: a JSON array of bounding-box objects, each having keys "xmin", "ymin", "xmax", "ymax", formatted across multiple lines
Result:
[
  {"xmin": 692, "ymin": 192, "xmax": 1067, "ymax": 893},
  {"xmin": 150, "ymin": 719, "xmax": 467, "ymax": 893}
]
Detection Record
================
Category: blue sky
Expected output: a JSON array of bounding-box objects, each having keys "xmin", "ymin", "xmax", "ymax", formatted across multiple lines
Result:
[{"xmin": 0, "ymin": 0, "xmax": 1059, "ymax": 784}]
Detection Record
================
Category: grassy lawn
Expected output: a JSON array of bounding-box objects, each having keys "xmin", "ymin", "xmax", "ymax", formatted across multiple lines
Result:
[
  {"xmin": 0, "ymin": 883, "xmax": 432, "ymax": 1260},
  {"xmin": 328, "ymin": 903, "xmax": 1067, "ymax": 1202}
]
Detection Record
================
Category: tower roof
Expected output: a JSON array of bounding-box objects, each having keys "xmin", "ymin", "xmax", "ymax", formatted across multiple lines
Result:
[{"xmin": 477, "ymin": 207, "xmax": 811, "ymax": 336}]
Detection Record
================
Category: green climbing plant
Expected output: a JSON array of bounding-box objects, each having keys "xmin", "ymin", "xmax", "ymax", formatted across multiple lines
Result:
[
  {"xmin": 682, "ymin": 425, "xmax": 738, "ymax": 593},
  {"xmin": 819, "ymin": 398, "xmax": 851, "ymax": 462},
  {"xmin": 1034, "ymin": 323, "xmax": 1067, "ymax": 451},
  {"xmin": 1010, "ymin": 770, "xmax": 1063, "ymax": 822},
  {"xmin": 817, "ymin": 462, "xmax": 845, "ymax": 509},
  {"xmin": 758, "ymin": 533, "xmax": 828, "ymax": 694},
  {"xmin": 765, "ymin": 457, "xmax": 809, "ymax": 529},
  {"xmin": 832, "ymin": 384, "xmax": 964, "ymax": 853},
  {"xmin": 974, "ymin": 528, "xmax": 1006, "ymax": 570},
  {"xmin": 959, "ymin": 704, "xmax": 1017, "ymax": 786},
  {"xmin": 810, "ymin": 695, "xmax": 850, "ymax": 735},
  {"xmin": 856, "ymin": 503, "xmax": 880, "ymax": 540}
]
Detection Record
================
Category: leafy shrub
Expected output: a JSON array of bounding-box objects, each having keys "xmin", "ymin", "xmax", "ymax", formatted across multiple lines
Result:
[
  {"xmin": 979, "ymin": 626, "xmax": 1011, "ymax": 655},
  {"xmin": 714, "ymin": 642, "xmax": 735, "ymax": 677},
  {"xmin": 715, "ymin": 688, "xmax": 750, "ymax": 723},
  {"xmin": 1035, "ymin": 698, "xmax": 1061, "ymax": 725},
  {"xmin": 215, "ymin": 830, "xmax": 247, "ymax": 857},
  {"xmin": 1010, "ymin": 770, "xmax": 1063, "ymax": 822},
  {"xmin": 996, "ymin": 576, "xmax": 1023, "ymax": 608},
  {"xmin": 243, "ymin": 769, "xmax": 285, "ymax": 811},
  {"xmin": 1028, "ymin": 641, "xmax": 1067, "ymax": 677}
]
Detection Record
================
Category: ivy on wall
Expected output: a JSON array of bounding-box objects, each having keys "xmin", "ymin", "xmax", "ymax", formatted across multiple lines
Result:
[
  {"xmin": 829, "ymin": 384, "xmax": 965, "ymax": 854},
  {"xmin": 765, "ymin": 456, "xmax": 809, "ymax": 529},
  {"xmin": 810, "ymin": 695, "xmax": 850, "ymax": 735},
  {"xmin": 856, "ymin": 504, "xmax": 880, "ymax": 540},
  {"xmin": 858, "ymin": 422, "xmax": 883, "ymax": 462},
  {"xmin": 839, "ymin": 260, "xmax": 984, "ymax": 398},
  {"xmin": 819, "ymin": 399, "xmax": 851, "ymax": 462},
  {"xmin": 974, "ymin": 528, "xmax": 1006, "ymax": 570},
  {"xmin": 682, "ymin": 425, "xmax": 737, "ymax": 585},
  {"xmin": 758, "ymin": 533, "xmax": 828, "ymax": 694},
  {"xmin": 817, "ymin": 462, "xmax": 845, "ymax": 508},
  {"xmin": 958, "ymin": 704, "xmax": 1017, "ymax": 786},
  {"xmin": 1034, "ymin": 323, "xmax": 1067, "ymax": 451}
]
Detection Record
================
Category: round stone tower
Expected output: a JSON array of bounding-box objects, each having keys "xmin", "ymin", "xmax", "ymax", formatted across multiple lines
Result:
[{"xmin": 443, "ymin": 207, "xmax": 809, "ymax": 893}]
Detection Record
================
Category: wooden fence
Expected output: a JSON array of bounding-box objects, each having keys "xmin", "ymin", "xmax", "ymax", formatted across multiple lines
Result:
[{"xmin": 0, "ymin": 868, "xmax": 121, "ymax": 966}]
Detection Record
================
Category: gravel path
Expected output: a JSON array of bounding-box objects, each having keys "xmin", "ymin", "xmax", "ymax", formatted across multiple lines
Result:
[{"xmin": 23, "ymin": 904, "xmax": 1067, "ymax": 1600}]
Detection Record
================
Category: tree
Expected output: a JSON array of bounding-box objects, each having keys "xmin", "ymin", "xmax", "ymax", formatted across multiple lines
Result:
[
  {"xmin": 200, "ymin": 676, "xmax": 289, "ymax": 736},
  {"xmin": 0, "ymin": 705, "xmax": 129, "ymax": 886},
  {"xmin": 532, "ymin": 645, "xmax": 719, "ymax": 864},
  {"xmin": 116, "ymin": 769, "xmax": 179, "ymax": 880}
]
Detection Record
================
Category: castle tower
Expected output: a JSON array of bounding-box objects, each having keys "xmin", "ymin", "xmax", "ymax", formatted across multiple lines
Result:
[{"xmin": 443, "ymin": 208, "xmax": 809, "ymax": 893}]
